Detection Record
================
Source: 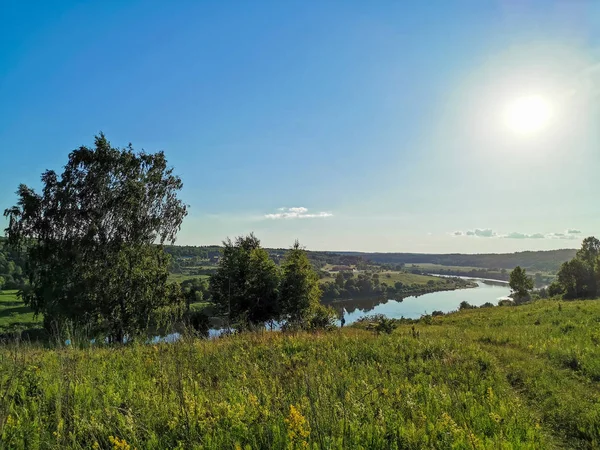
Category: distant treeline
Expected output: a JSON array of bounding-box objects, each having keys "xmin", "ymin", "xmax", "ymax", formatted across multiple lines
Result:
[
  {"xmin": 335, "ymin": 249, "xmax": 577, "ymax": 273},
  {"xmin": 320, "ymin": 272, "xmax": 473, "ymax": 302},
  {"xmin": 164, "ymin": 244, "xmax": 576, "ymax": 273},
  {"xmin": 164, "ymin": 244, "xmax": 367, "ymax": 269}
]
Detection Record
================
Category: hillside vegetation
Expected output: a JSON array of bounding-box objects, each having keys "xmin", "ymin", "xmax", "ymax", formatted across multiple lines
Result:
[
  {"xmin": 338, "ymin": 249, "xmax": 577, "ymax": 272},
  {"xmin": 1, "ymin": 299, "xmax": 599, "ymax": 449}
]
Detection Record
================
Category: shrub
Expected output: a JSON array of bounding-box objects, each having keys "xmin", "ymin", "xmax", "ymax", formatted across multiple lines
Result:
[
  {"xmin": 459, "ymin": 301, "xmax": 475, "ymax": 310},
  {"xmin": 308, "ymin": 305, "xmax": 338, "ymax": 331}
]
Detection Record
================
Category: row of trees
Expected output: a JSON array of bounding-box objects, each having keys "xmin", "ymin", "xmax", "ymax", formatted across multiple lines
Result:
[
  {"xmin": 3, "ymin": 134, "xmax": 189, "ymax": 342},
  {"xmin": 552, "ymin": 237, "xmax": 600, "ymax": 299},
  {"xmin": 3, "ymin": 134, "xmax": 336, "ymax": 340},
  {"xmin": 507, "ymin": 237, "xmax": 600, "ymax": 302},
  {"xmin": 320, "ymin": 271, "xmax": 462, "ymax": 300},
  {"xmin": 210, "ymin": 234, "xmax": 336, "ymax": 330}
]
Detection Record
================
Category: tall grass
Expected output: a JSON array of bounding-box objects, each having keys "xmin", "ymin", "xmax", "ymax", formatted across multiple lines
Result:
[{"xmin": 1, "ymin": 299, "xmax": 600, "ymax": 448}]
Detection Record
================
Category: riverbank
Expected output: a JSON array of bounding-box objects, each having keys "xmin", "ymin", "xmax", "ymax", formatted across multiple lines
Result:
[{"xmin": 1, "ymin": 298, "xmax": 598, "ymax": 448}]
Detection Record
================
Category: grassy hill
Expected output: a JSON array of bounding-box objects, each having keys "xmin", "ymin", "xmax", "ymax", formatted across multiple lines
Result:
[
  {"xmin": 336, "ymin": 249, "xmax": 578, "ymax": 272},
  {"xmin": 1, "ymin": 299, "xmax": 599, "ymax": 448},
  {"xmin": 0, "ymin": 290, "xmax": 40, "ymax": 333}
]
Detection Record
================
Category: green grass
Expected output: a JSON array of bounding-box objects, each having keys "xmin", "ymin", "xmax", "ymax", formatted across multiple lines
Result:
[
  {"xmin": 319, "ymin": 270, "xmax": 441, "ymax": 286},
  {"xmin": 0, "ymin": 290, "xmax": 41, "ymax": 333},
  {"xmin": 406, "ymin": 263, "xmax": 484, "ymax": 272},
  {"xmin": 2, "ymin": 298, "xmax": 600, "ymax": 448},
  {"xmin": 376, "ymin": 271, "xmax": 441, "ymax": 285},
  {"xmin": 167, "ymin": 273, "xmax": 210, "ymax": 283}
]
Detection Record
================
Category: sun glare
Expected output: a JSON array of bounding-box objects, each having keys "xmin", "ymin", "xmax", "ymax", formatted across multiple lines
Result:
[{"xmin": 502, "ymin": 95, "xmax": 553, "ymax": 136}]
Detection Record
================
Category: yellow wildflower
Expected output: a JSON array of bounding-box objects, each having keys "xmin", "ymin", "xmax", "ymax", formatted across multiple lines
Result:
[
  {"xmin": 285, "ymin": 404, "xmax": 310, "ymax": 447},
  {"xmin": 487, "ymin": 387, "xmax": 494, "ymax": 402},
  {"xmin": 109, "ymin": 436, "xmax": 132, "ymax": 450},
  {"xmin": 248, "ymin": 393, "xmax": 259, "ymax": 408}
]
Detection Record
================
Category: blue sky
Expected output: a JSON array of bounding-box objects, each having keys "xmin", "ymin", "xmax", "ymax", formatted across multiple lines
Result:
[{"xmin": 1, "ymin": 0, "xmax": 599, "ymax": 252}]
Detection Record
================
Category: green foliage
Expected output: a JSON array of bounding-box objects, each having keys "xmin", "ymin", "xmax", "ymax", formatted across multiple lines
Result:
[
  {"xmin": 345, "ymin": 249, "xmax": 577, "ymax": 272},
  {"xmin": 0, "ymin": 237, "xmax": 27, "ymax": 290},
  {"xmin": 556, "ymin": 236, "xmax": 600, "ymax": 299},
  {"xmin": 307, "ymin": 304, "xmax": 338, "ymax": 331},
  {"xmin": 458, "ymin": 300, "xmax": 475, "ymax": 310},
  {"xmin": 321, "ymin": 272, "xmax": 472, "ymax": 301},
  {"xmin": 279, "ymin": 241, "xmax": 322, "ymax": 328},
  {"xmin": 3, "ymin": 134, "xmax": 187, "ymax": 342},
  {"xmin": 509, "ymin": 266, "xmax": 534, "ymax": 302},
  {"xmin": 210, "ymin": 234, "xmax": 280, "ymax": 328},
  {"xmin": 11, "ymin": 300, "xmax": 600, "ymax": 447}
]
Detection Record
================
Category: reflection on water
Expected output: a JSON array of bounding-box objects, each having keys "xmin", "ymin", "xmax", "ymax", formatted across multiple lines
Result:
[
  {"xmin": 152, "ymin": 279, "xmax": 511, "ymax": 341},
  {"xmin": 334, "ymin": 280, "xmax": 511, "ymax": 326}
]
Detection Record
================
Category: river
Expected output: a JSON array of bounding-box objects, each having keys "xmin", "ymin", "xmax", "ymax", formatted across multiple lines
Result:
[
  {"xmin": 337, "ymin": 278, "xmax": 511, "ymax": 326},
  {"xmin": 155, "ymin": 277, "xmax": 511, "ymax": 341}
]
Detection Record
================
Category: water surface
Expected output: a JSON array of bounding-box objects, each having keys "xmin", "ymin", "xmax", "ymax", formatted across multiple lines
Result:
[{"xmin": 338, "ymin": 279, "xmax": 511, "ymax": 325}]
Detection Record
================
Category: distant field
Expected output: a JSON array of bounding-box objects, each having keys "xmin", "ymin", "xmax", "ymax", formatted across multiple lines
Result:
[
  {"xmin": 376, "ymin": 271, "xmax": 440, "ymax": 285},
  {"xmin": 0, "ymin": 290, "xmax": 41, "ymax": 333},
  {"xmin": 168, "ymin": 273, "xmax": 210, "ymax": 283},
  {"xmin": 407, "ymin": 263, "xmax": 483, "ymax": 272},
  {"xmin": 319, "ymin": 270, "xmax": 442, "ymax": 286}
]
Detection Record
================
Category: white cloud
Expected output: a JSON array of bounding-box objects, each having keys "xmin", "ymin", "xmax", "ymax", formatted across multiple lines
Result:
[
  {"xmin": 505, "ymin": 232, "xmax": 545, "ymax": 239},
  {"xmin": 454, "ymin": 228, "xmax": 497, "ymax": 238},
  {"xmin": 453, "ymin": 228, "xmax": 582, "ymax": 240},
  {"xmin": 265, "ymin": 207, "xmax": 333, "ymax": 220},
  {"xmin": 547, "ymin": 232, "xmax": 578, "ymax": 240}
]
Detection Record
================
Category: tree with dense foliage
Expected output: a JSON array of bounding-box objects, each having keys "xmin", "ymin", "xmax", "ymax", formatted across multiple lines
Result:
[
  {"xmin": 557, "ymin": 258, "xmax": 592, "ymax": 299},
  {"xmin": 509, "ymin": 266, "xmax": 534, "ymax": 302},
  {"xmin": 3, "ymin": 134, "xmax": 188, "ymax": 341},
  {"xmin": 279, "ymin": 241, "xmax": 323, "ymax": 327},
  {"xmin": 209, "ymin": 234, "xmax": 280, "ymax": 328},
  {"xmin": 554, "ymin": 237, "xmax": 600, "ymax": 299},
  {"xmin": 180, "ymin": 278, "xmax": 209, "ymax": 311}
]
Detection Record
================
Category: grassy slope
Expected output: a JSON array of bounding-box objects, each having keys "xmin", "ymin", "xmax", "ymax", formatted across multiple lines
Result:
[
  {"xmin": 1, "ymin": 299, "xmax": 600, "ymax": 448},
  {"xmin": 318, "ymin": 270, "xmax": 441, "ymax": 285},
  {"xmin": 0, "ymin": 290, "xmax": 40, "ymax": 333}
]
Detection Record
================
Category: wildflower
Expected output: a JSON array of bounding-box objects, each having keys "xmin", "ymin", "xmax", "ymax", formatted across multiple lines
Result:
[
  {"xmin": 486, "ymin": 387, "xmax": 494, "ymax": 403},
  {"xmin": 248, "ymin": 393, "xmax": 259, "ymax": 408},
  {"xmin": 285, "ymin": 404, "xmax": 310, "ymax": 447},
  {"xmin": 489, "ymin": 412, "xmax": 502, "ymax": 423},
  {"xmin": 109, "ymin": 436, "xmax": 132, "ymax": 450}
]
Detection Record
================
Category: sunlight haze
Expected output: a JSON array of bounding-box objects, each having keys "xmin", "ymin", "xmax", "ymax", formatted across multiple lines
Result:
[{"xmin": 1, "ymin": 0, "xmax": 599, "ymax": 252}]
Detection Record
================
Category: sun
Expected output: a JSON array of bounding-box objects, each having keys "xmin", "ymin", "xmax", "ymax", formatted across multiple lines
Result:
[{"xmin": 503, "ymin": 95, "xmax": 553, "ymax": 136}]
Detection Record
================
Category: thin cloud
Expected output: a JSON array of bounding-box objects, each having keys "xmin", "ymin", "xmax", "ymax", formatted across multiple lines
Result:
[
  {"xmin": 453, "ymin": 229, "xmax": 582, "ymax": 240},
  {"xmin": 265, "ymin": 207, "xmax": 333, "ymax": 220},
  {"xmin": 455, "ymin": 228, "xmax": 497, "ymax": 238},
  {"xmin": 504, "ymin": 232, "xmax": 545, "ymax": 239},
  {"xmin": 547, "ymin": 232, "xmax": 578, "ymax": 240}
]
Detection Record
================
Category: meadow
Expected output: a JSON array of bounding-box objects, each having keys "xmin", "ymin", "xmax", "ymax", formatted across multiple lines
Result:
[
  {"xmin": 0, "ymin": 290, "xmax": 41, "ymax": 334},
  {"xmin": 1, "ymin": 298, "xmax": 599, "ymax": 449},
  {"xmin": 317, "ymin": 269, "xmax": 444, "ymax": 286}
]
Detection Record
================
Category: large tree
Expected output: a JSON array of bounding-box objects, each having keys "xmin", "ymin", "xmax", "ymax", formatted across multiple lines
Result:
[
  {"xmin": 4, "ymin": 134, "xmax": 187, "ymax": 341},
  {"xmin": 279, "ymin": 240, "xmax": 322, "ymax": 327},
  {"xmin": 209, "ymin": 234, "xmax": 280, "ymax": 328},
  {"xmin": 509, "ymin": 266, "xmax": 534, "ymax": 302},
  {"xmin": 555, "ymin": 237, "xmax": 600, "ymax": 299}
]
